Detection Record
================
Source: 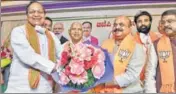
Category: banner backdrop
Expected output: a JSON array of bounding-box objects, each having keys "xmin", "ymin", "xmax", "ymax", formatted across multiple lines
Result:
[{"xmin": 52, "ymin": 15, "xmax": 160, "ymax": 45}]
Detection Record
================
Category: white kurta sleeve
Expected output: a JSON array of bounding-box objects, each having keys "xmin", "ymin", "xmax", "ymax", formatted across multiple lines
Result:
[
  {"xmin": 114, "ymin": 44, "xmax": 146, "ymax": 87},
  {"xmin": 11, "ymin": 27, "xmax": 55, "ymax": 74},
  {"xmin": 49, "ymin": 32, "xmax": 63, "ymax": 60},
  {"xmin": 144, "ymin": 43, "xmax": 157, "ymax": 93}
]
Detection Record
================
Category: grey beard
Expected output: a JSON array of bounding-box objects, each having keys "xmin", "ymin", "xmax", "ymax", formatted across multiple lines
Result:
[{"xmin": 56, "ymin": 34, "xmax": 62, "ymax": 40}]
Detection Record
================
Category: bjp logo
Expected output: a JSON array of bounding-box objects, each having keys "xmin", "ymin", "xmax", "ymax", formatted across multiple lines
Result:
[
  {"xmin": 118, "ymin": 49, "xmax": 130, "ymax": 63},
  {"xmin": 158, "ymin": 51, "xmax": 170, "ymax": 63}
]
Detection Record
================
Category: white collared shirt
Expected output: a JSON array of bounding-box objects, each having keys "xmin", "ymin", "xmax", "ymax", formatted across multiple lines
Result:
[
  {"xmin": 139, "ymin": 33, "xmax": 152, "ymax": 53},
  {"xmin": 139, "ymin": 33, "xmax": 158, "ymax": 93}
]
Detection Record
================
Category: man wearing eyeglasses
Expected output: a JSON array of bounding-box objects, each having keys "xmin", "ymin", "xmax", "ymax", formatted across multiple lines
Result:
[
  {"xmin": 5, "ymin": 1, "xmax": 62, "ymax": 93},
  {"xmin": 146, "ymin": 9, "xmax": 176, "ymax": 93},
  {"xmin": 100, "ymin": 16, "xmax": 146, "ymax": 93}
]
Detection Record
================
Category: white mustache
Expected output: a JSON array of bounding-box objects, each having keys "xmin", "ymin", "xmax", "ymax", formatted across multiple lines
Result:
[{"xmin": 55, "ymin": 32, "xmax": 60, "ymax": 35}]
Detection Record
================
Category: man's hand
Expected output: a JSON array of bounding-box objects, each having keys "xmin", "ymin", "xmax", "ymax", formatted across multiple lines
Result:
[
  {"xmin": 51, "ymin": 62, "xmax": 58, "ymax": 74},
  {"xmin": 0, "ymin": 72, "xmax": 4, "ymax": 84}
]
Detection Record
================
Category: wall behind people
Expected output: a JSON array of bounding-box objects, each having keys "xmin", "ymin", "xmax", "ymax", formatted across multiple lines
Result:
[
  {"xmin": 1, "ymin": 21, "xmax": 26, "ymax": 46},
  {"xmin": 42, "ymin": 2, "xmax": 176, "ymax": 45},
  {"xmin": 51, "ymin": 14, "xmax": 164, "ymax": 45}
]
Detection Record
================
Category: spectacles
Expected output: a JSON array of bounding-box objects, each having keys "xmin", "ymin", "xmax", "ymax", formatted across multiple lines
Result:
[
  {"xmin": 28, "ymin": 10, "xmax": 44, "ymax": 15},
  {"xmin": 113, "ymin": 23, "xmax": 125, "ymax": 27},
  {"xmin": 161, "ymin": 19, "xmax": 176, "ymax": 25}
]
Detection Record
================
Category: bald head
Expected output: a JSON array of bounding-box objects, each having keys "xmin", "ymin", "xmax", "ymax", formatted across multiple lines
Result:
[
  {"xmin": 114, "ymin": 16, "xmax": 132, "ymax": 27},
  {"xmin": 53, "ymin": 22, "xmax": 64, "ymax": 34},
  {"xmin": 69, "ymin": 22, "xmax": 83, "ymax": 44},
  {"xmin": 70, "ymin": 22, "xmax": 82, "ymax": 29}
]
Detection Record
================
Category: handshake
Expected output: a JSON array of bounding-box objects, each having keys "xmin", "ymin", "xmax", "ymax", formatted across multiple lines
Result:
[{"xmin": 50, "ymin": 61, "xmax": 62, "ymax": 84}]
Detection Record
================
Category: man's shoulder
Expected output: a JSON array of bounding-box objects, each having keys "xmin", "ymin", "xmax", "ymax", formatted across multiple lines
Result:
[
  {"xmin": 11, "ymin": 25, "xmax": 25, "ymax": 34},
  {"xmin": 101, "ymin": 39, "xmax": 114, "ymax": 53},
  {"xmin": 61, "ymin": 36, "xmax": 68, "ymax": 40},
  {"xmin": 132, "ymin": 42, "xmax": 146, "ymax": 59},
  {"xmin": 13, "ymin": 25, "xmax": 25, "ymax": 30},
  {"xmin": 153, "ymin": 38, "xmax": 160, "ymax": 44},
  {"xmin": 149, "ymin": 31, "xmax": 162, "ymax": 42},
  {"xmin": 48, "ymin": 31, "xmax": 55, "ymax": 36},
  {"xmin": 153, "ymin": 38, "xmax": 160, "ymax": 50},
  {"xmin": 60, "ymin": 36, "xmax": 68, "ymax": 44},
  {"xmin": 101, "ymin": 39, "xmax": 114, "ymax": 47},
  {"xmin": 102, "ymin": 39, "xmax": 114, "ymax": 44}
]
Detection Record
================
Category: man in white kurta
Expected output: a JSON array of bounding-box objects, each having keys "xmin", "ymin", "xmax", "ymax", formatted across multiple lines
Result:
[{"xmin": 5, "ymin": 1, "xmax": 62, "ymax": 93}]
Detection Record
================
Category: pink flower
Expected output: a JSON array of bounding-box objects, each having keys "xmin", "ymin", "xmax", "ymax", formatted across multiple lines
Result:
[
  {"xmin": 97, "ymin": 50, "xmax": 105, "ymax": 63},
  {"xmin": 59, "ymin": 72, "xmax": 70, "ymax": 85},
  {"xmin": 65, "ymin": 65, "xmax": 71, "ymax": 76},
  {"xmin": 79, "ymin": 47, "xmax": 91, "ymax": 61},
  {"xmin": 58, "ymin": 42, "xmax": 106, "ymax": 86},
  {"xmin": 1, "ymin": 51, "xmax": 6, "ymax": 58},
  {"xmin": 84, "ymin": 56, "xmax": 98, "ymax": 70},
  {"xmin": 92, "ymin": 63, "xmax": 105, "ymax": 79},
  {"xmin": 63, "ymin": 42, "xmax": 71, "ymax": 52},
  {"xmin": 61, "ymin": 51, "xmax": 69, "ymax": 66},
  {"xmin": 87, "ymin": 45, "xmax": 95, "ymax": 55},
  {"xmin": 1, "ymin": 46, "xmax": 12, "ymax": 59},
  {"xmin": 84, "ymin": 48, "xmax": 92, "ymax": 61},
  {"xmin": 79, "ymin": 53, "xmax": 86, "ymax": 61},
  {"xmin": 69, "ymin": 58, "xmax": 85, "ymax": 75},
  {"xmin": 69, "ymin": 71, "xmax": 88, "ymax": 85}
]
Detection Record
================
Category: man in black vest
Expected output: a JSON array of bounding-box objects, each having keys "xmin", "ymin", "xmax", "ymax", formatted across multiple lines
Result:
[{"xmin": 53, "ymin": 22, "xmax": 68, "ymax": 44}]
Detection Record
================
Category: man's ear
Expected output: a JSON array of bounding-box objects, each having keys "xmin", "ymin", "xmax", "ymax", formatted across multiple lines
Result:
[{"xmin": 132, "ymin": 21, "xmax": 136, "ymax": 27}]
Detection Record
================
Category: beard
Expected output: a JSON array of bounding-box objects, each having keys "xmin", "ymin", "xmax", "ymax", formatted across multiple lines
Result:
[{"xmin": 137, "ymin": 24, "xmax": 151, "ymax": 35}]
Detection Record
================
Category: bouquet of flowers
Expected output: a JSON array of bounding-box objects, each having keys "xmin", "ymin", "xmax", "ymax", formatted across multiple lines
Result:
[
  {"xmin": 59, "ymin": 42, "xmax": 105, "ymax": 88},
  {"xmin": 52, "ymin": 41, "xmax": 113, "ymax": 92},
  {"xmin": 1, "ymin": 45, "xmax": 12, "ymax": 93},
  {"xmin": 1, "ymin": 46, "xmax": 12, "ymax": 68}
]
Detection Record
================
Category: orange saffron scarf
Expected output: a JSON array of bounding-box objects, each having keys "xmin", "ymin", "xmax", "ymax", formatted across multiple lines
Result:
[
  {"xmin": 113, "ymin": 34, "xmax": 136, "ymax": 93},
  {"xmin": 99, "ymin": 34, "xmax": 136, "ymax": 93},
  {"xmin": 25, "ymin": 23, "xmax": 56, "ymax": 89},
  {"xmin": 157, "ymin": 35, "xmax": 175, "ymax": 93},
  {"xmin": 149, "ymin": 31, "xmax": 160, "ymax": 42},
  {"xmin": 101, "ymin": 39, "xmax": 115, "ymax": 54}
]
